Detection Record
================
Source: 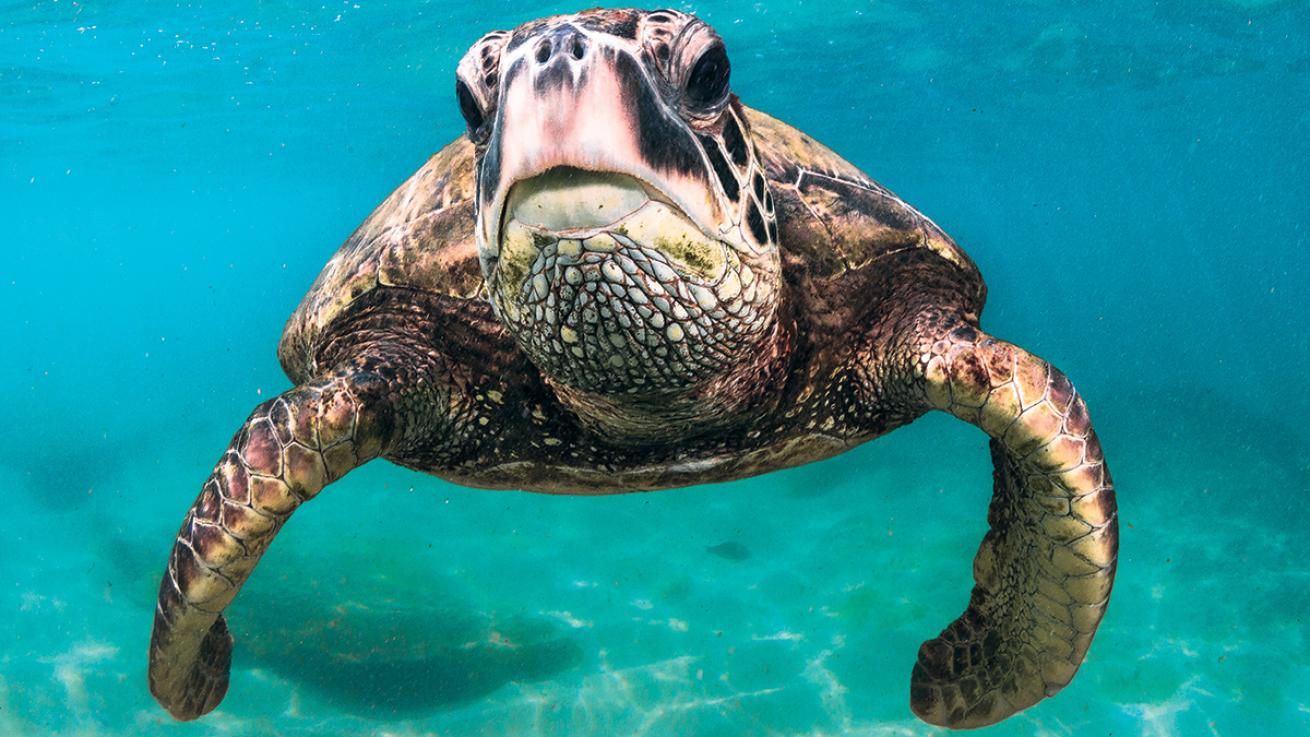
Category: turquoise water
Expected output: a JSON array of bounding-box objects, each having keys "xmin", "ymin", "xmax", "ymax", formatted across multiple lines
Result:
[{"xmin": 3, "ymin": 0, "xmax": 1308, "ymax": 734}]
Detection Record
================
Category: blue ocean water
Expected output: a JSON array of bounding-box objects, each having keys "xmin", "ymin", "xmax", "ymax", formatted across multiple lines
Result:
[{"xmin": 2, "ymin": 0, "xmax": 1308, "ymax": 734}]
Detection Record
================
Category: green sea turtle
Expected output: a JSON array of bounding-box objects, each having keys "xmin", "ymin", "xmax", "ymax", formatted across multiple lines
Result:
[{"xmin": 149, "ymin": 8, "xmax": 1118, "ymax": 728}]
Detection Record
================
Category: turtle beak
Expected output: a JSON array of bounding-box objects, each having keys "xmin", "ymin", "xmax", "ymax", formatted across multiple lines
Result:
[{"xmin": 475, "ymin": 24, "xmax": 726, "ymax": 273}]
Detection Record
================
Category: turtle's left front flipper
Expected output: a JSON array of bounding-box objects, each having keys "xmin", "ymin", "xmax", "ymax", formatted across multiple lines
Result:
[
  {"xmin": 908, "ymin": 324, "xmax": 1118, "ymax": 728},
  {"xmin": 147, "ymin": 349, "xmax": 442, "ymax": 720}
]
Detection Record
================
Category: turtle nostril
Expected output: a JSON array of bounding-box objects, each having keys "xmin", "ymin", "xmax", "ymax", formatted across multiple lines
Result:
[{"xmin": 533, "ymin": 29, "xmax": 588, "ymax": 67}]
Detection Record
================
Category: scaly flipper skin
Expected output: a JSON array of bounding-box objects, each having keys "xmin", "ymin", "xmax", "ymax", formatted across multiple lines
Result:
[
  {"xmin": 908, "ymin": 323, "xmax": 1118, "ymax": 728},
  {"xmin": 148, "ymin": 360, "xmax": 402, "ymax": 720}
]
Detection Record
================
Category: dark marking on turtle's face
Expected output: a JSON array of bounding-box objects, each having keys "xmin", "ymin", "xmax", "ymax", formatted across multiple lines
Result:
[{"xmin": 455, "ymin": 9, "xmax": 781, "ymax": 397}]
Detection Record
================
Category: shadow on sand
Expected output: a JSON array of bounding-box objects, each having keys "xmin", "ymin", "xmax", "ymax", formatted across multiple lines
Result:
[
  {"xmin": 108, "ymin": 534, "xmax": 584, "ymax": 718},
  {"xmin": 4, "ymin": 426, "xmax": 125, "ymax": 512}
]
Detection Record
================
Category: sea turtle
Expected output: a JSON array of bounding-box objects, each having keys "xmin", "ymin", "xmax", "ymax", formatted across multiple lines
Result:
[{"xmin": 149, "ymin": 8, "xmax": 1118, "ymax": 729}]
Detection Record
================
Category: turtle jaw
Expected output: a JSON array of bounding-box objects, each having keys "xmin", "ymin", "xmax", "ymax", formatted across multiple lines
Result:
[
  {"xmin": 487, "ymin": 168, "xmax": 777, "ymax": 398},
  {"xmin": 491, "ymin": 166, "xmax": 733, "ymax": 286}
]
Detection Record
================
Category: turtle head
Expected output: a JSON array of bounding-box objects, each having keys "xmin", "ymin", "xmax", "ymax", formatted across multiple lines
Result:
[{"xmin": 456, "ymin": 9, "xmax": 781, "ymax": 398}]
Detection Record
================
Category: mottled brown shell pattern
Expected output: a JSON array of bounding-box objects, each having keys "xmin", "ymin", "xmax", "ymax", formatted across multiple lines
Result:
[
  {"xmin": 278, "ymin": 139, "xmax": 482, "ymax": 382},
  {"xmin": 279, "ymin": 107, "xmax": 983, "ymax": 379}
]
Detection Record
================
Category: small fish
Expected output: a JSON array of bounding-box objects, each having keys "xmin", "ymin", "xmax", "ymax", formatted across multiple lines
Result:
[{"xmin": 705, "ymin": 541, "xmax": 751, "ymax": 561}]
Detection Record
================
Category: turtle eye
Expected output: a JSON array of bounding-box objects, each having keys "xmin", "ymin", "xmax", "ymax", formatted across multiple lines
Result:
[
  {"xmin": 685, "ymin": 43, "xmax": 730, "ymax": 108},
  {"xmin": 455, "ymin": 79, "xmax": 485, "ymax": 133}
]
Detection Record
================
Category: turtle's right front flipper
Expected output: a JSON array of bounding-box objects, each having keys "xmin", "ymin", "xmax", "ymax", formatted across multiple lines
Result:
[
  {"xmin": 147, "ymin": 351, "xmax": 439, "ymax": 720},
  {"xmin": 906, "ymin": 323, "xmax": 1118, "ymax": 728}
]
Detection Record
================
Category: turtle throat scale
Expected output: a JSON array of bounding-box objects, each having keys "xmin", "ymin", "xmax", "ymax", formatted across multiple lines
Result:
[{"xmin": 487, "ymin": 167, "xmax": 788, "ymax": 442}]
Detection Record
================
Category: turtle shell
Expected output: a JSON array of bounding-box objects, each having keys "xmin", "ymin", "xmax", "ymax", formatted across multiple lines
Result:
[
  {"xmin": 744, "ymin": 107, "xmax": 982, "ymax": 291},
  {"xmin": 278, "ymin": 138, "xmax": 482, "ymax": 381},
  {"xmin": 279, "ymin": 107, "xmax": 984, "ymax": 381}
]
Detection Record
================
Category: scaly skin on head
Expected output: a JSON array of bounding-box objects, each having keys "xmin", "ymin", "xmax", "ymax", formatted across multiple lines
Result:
[
  {"xmin": 149, "ymin": 8, "xmax": 1118, "ymax": 729},
  {"xmin": 456, "ymin": 8, "xmax": 785, "ymax": 439}
]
